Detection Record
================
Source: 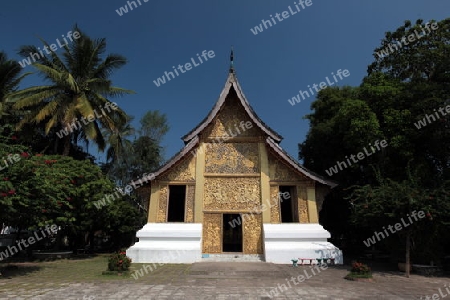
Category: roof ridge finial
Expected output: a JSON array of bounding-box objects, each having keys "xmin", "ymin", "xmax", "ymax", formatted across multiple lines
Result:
[{"xmin": 229, "ymin": 46, "xmax": 234, "ymax": 73}]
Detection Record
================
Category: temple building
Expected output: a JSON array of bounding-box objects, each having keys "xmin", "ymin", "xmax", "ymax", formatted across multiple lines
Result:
[{"xmin": 127, "ymin": 61, "xmax": 343, "ymax": 264}]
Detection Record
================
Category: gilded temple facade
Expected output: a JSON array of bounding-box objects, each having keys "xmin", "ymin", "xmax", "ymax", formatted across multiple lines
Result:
[{"xmin": 127, "ymin": 68, "xmax": 343, "ymax": 264}]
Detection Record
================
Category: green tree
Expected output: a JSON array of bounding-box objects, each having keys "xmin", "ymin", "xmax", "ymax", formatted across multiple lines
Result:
[
  {"xmin": 102, "ymin": 115, "xmax": 135, "ymax": 186},
  {"xmin": 98, "ymin": 198, "xmax": 147, "ymax": 250},
  {"xmin": 348, "ymin": 168, "xmax": 450, "ymax": 277},
  {"xmin": 129, "ymin": 110, "xmax": 168, "ymax": 178},
  {"xmin": 104, "ymin": 115, "xmax": 135, "ymax": 165},
  {"xmin": 12, "ymin": 25, "xmax": 134, "ymax": 156},
  {"xmin": 129, "ymin": 135, "xmax": 163, "ymax": 179},
  {"xmin": 103, "ymin": 110, "xmax": 168, "ymax": 184},
  {"xmin": 100, "ymin": 110, "xmax": 168, "ymax": 219},
  {"xmin": 0, "ymin": 51, "xmax": 29, "ymax": 119},
  {"xmin": 368, "ymin": 19, "xmax": 450, "ymax": 83},
  {"xmin": 0, "ymin": 143, "xmax": 144, "ymax": 252},
  {"xmin": 0, "ymin": 149, "xmax": 110, "ymax": 231},
  {"xmin": 299, "ymin": 18, "xmax": 450, "ymax": 263},
  {"xmin": 299, "ymin": 86, "xmax": 383, "ymax": 186},
  {"xmin": 298, "ymin": 86, "xmax": 385, "ymax": 244},
  {"xmin": 368, "ymin": 18, "xmax": 450, "ymax": 182},
  {"xmin": 139, "ymin": 110, "xmax": 169, "ymax": 144}
]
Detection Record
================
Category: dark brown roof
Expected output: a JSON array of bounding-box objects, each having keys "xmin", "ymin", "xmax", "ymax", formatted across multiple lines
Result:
[
  {"xmin": 182, "ymin": 70, "xmax": 283, "ymax": 143},
  {"xmin": 151, "ymin": 136, "xmax": 199, "ymax": 178},
  {"xmin": 149, "ymin": 69, "xmax": 337, "ymax": 188},
  {"xmin": 265, "ymin": 137, "xmax": 337, "ymax": 188}
]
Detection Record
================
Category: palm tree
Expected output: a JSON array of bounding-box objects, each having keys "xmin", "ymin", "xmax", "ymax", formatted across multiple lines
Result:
[
  {"xmin": 12, "ymin": 25, "xmax": 134, "ymax": 155},
  {"xmin": 139, "ymin": 110, "xmax": 169, "ymax": 144},
  {"xmin": 104, "ymin": 115, "xmax": 135, "ymax": 164},
  {"xmin": 102, "ymin": 115, "xmax": 136, "ymax": 185},
  {"xmin": 0, "ymin": 52, "xmax": 29, "ymax": 120}
]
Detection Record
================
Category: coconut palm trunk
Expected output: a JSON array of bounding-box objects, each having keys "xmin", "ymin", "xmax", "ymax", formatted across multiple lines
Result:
[{"xmin": 62, "ymin": 135, "xmax": 71, "ymax": 156}]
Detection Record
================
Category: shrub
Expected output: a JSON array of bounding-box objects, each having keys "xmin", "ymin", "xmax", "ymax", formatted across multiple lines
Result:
[
  {"xmin": 351, "ymin": 261, "xmax": 371, "ymax": 274},
  {"xmin": 345, "ymin": 261, "xmax": 373, "ymax": 279},
  {"xmin": 107, "ymin": 250, "xmax": 132, "ymax": 272}
]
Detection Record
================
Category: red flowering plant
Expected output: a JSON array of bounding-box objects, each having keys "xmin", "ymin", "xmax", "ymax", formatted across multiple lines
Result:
[
  {"xmin": 345, "ymin": 261, "xmax": 372, "ymax": 280},
  {"xmin": 0, "ymin": 140, "xmax": 28, "ymax": 225},
  {"xmin": 108, "ymin": 250, "xmax": 132, "ymax": 272},
  {"xmin": 351, "ymin": 261, "xmax": 371, "ymax": 274},
  {"xmin": 0, "ymin": 133, "xmax": 142, "ymax": 257},
  {"xmin": 348, "ymin": 168, "xmax": 450, "ymax": 278},
  {"xmin": 0, "ymin": 147, "xmax": 118, "ymax": 234}
]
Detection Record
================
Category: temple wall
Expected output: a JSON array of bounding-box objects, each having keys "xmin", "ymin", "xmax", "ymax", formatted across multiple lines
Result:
[
  {"xmin": 268, "ymin": 154, "xmax": 315, "ymax": 223},
  {"xmin": 202, "ymin": 213, "xmax": 222, "ymax": 253},
  {"xmin": 203, "ymin": 177, "xmax": 260, "ymax": 211},
  {"xmin": 205, "ymin": 143, "xmax": 259, "ymax": 174},
  {"xmin": 197, "ymin": 97, "xmax": 265, "ymax": 254},
  {"xmin": 130, "ymin": 74, "xmax": 341, "ymax": 264},
  {"xmin": 150, "ymin": 95, "xmax": 321, "ymax": 254},
  {"xmin": 152, "ymin": 155, "xmax": 196, "ymax": 223},
  {"xmin": 158, "ymin": 155, "xmax": 196, "ymax": 182},
  {"xmin": 202, "ymin": 96, "xmax": 261, "ymax": 140},
  {"xmin": 202, "ymin": 140, "xmax": 263, "ymax": 254}
]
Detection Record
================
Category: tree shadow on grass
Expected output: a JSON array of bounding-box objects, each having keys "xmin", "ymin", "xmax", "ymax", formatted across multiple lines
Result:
[
  {"xmin": 0, "ymin": 263, "xmax": 42, "ymax": 279},
  {"xmin": 68, "ymin": 253, "xmax": 98, "ymax": 261}
]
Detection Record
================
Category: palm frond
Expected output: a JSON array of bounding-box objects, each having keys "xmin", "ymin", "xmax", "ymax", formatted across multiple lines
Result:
[{"xmin": 14, "ymin": 25, "xmax": 133, "ymax": 154}]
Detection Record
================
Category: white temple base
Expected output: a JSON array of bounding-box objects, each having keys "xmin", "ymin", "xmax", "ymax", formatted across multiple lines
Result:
[
  {"xmin": 126, "ymin": 223, "xmax": 202, "ymax": 264},
  {"xmin": 127, "ymin": 223, "xmax": 342, "ymax": 265},
  {"xmin": 263, "ymin": 223, "xmax": 343, "ymax": 264}
]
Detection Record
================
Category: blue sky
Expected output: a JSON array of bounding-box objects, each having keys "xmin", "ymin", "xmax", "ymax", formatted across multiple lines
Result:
[{"xmin": 1, "ymin": 0, "xmax": 449, "ymax": 164}]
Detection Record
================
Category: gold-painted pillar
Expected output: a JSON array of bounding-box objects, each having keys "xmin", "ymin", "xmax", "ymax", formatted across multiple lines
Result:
[
  {"xmin": 259, "ymin": 142, "xmax": 271, "ymax": 223},
  {"xmin": 297, "ymin": 184, "xmax": 309, "ymax": 223},
  {"xmin": 306, "ymin": 184, "xmax": 319, "ymax": 223},
  {"xmin": 148, "ymin": 182, "xmax": 160, "ymax": 222},
  {"xmin": 270, "ymin": 186, "xmax": 281, "ymax": 223},
  {"xmin": 194, "ymin": 143, "xmax": 206, "ymax": 223}
]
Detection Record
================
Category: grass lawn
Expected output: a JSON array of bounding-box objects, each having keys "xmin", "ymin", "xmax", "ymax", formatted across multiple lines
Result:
[{"xmin": 0, "ymin": 254, "xmax": 191, "ymax": 292}]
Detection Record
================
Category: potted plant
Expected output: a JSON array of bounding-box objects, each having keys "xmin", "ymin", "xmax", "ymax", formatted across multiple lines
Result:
[
  {"xmin": 345, "ymin": 261, "xmax": 373, "ymax": 282},
  {"xmin": 102, "ymin": 249, "xmax": 132, "ymax": 275}
]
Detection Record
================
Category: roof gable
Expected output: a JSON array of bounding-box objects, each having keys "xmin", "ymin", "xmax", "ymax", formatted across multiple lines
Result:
[
  {"xmin": 266, "ymin": 137, "xmax": 337, "ymax": 188},
  {"xmin": 182, "ymin": 71, "xmax": 282, "ymax": 143},
  {"xmin": 149, "ymin": 68, "xmax": 337, "ymax": 188}
]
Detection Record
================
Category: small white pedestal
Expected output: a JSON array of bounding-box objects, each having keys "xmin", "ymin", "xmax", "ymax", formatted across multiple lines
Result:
[
  {"xmin": 263, "ymin": 223, "xmax": 343, "ymax": 264},
  {"xmin": 126, "ymin": 223, "xmax": 202, "ymax": 264}
]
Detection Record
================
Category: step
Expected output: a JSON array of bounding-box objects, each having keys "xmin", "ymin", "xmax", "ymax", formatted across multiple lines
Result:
[{"xmin": 200, "ymin": 254, "xmax": 264, "ymax": 262}]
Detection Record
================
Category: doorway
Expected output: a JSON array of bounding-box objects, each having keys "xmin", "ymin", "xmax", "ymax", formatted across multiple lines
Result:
[
  {"xmin": 279, "ymin": 186, "xmax": 299, "ymax": 223},
  {"xmin": 222, "ymin": 214, "xmax": 243, "ymax": 252},
  {"xmin": 167, "ymin": 185, "xmax": 186, "ymax": 222}
]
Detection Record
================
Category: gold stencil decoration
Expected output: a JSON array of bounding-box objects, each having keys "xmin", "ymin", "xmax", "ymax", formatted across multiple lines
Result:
[
  {"xmin": 159, "ymin": 156, "xmax": 195, "ymax": 182},
  {"xmin": 202, "ymin": 213, "xmax": 222, "ymax": 253},
  {"xmin": 270, "ymin": 186, "xmax": 281, "ymax": 223},
  {"xmin": 268, "ymin": 154, "xmax": 307, "ymax": 182},
  {"xmin": 203, "ymin": 96, "xmax": 261, "ymax": 139},
  {"xmin": 297, "ymin": 183, "xmax": 309, "ymax": 223},
  {"xmin": 157, "ymin": 185, "xmax": 168, "ymax": 222},
  {"xmin": 185, "ymin": 185, "xmax": 195, "ymax": 223},
  {"xmin": 205, "ymin": 143, "xmax": 259, "ymax": 174},
  {"xmin": 204, "ymin": 177, "xmax": 261, "ymax": 211},
  {"xmin": 243, "ymin": 213, "xmax": 263, "ymax": 254}
]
